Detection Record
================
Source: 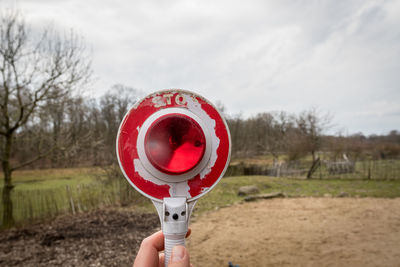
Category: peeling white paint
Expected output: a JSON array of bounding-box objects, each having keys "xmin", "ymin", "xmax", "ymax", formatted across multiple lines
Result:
[
  {"xmin": 184, "ymin": 94, "xmax": 220, "ymax": 179},
  {"xmin": 134, "ymin": 159, "xmax": 192, "ymax": 198},
  {"xmin": 134, "ymin": 159, "xmax": 167, "ymax": 186},
  {"xmin": 172, "ymin": 182, "xmax": 192, "ymax": 198}
]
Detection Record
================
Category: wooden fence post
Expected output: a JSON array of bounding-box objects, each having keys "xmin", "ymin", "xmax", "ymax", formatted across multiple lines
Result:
[{"xmin": 66, "ymin": 185, "xmax": 76, "ymax": 215}]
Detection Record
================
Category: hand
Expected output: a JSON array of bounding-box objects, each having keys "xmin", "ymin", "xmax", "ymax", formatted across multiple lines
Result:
[{"xmin": 133, "ymin": 230, "xmax": 192, "ymax": 267}]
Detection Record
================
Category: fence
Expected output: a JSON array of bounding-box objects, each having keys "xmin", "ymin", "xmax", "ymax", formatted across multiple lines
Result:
[
  {"xmin": 0, "ymin": 178, "xmax": 145, "ymax": 228},
  {"xmin": 226, "ymin": 159, "xmax": 400, "ymax": 180}
]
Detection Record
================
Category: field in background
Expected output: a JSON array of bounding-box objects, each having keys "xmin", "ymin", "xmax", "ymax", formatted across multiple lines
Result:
[
  {"xmin": 228, "ymin": 158, "xmax": 400, "ymax": 180},
  {"xmin": 194, "ymin": 175, "xmax": 400, "ymax": 215},
  {"xmin": 0, "ymin": 167, "xmax": 148, "ymax": 226},
  {"xmin": 1, "ymin": 165, "xmax": 400, "ymax": 227}
]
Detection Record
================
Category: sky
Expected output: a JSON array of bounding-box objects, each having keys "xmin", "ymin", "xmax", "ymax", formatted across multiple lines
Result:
[{"xmin": 2, "ymin": 0, "xmax": 400, "ymax": 135}]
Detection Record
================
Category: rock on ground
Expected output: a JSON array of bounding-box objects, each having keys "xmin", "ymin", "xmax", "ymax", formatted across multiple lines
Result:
[{"xmin": 237, "ymin": 185, "xmax": 260, "ymax": 196}]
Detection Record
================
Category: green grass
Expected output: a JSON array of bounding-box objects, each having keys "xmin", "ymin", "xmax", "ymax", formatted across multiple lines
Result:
[
  {"xmin": 0, "ymin": 167, "xmax": 146, "ymax": 227},
  {"xmin": 194, "ymin": 176, "xmax": 400, "ymax": 215},
  {"xmin": 0, "ymin": 167, "xmax": 98, "ymax": 191},
  {"xmin": 2, "ymin": 167, "xmax": 400, "ymax": 227},
  {"xmin": 0, "ymin": 168, "xmax": 101, "ymax": 187}
]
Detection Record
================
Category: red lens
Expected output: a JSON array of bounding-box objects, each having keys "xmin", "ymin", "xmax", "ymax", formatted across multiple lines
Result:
[{"xmin": 144, "ymin": 114, "xmax": 206, "ymax": 175}]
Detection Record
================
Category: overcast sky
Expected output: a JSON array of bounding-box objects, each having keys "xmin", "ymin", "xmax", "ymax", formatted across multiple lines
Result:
[{"xmin": 2, "ymin": 0, "xmax": 400, "ymax": 135}]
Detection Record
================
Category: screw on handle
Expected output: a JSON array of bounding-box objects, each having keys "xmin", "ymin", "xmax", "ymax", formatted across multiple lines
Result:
[{"xmin": 164, "ymin": 234, "xmax": 186, "ymax": 266}]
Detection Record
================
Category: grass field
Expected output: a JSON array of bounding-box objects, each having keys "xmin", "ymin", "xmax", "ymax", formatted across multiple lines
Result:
[
  {"xmin": 194, "ymin": 175, "xmax": 400, "ymax": 215},
  {"xmin": 2, "ymin": 166, "xmax": 400, "ymax": 228},
  {"xmin": 0, "ymin": 167, "xmax": 147, "ymax": 227},
  {"xmin": 228, "ymin": 157, "xmax": 400, "ymax": 180},
  {"xmin": 2, "ymin": 168, "xmax": 97, "ymax": 190}
]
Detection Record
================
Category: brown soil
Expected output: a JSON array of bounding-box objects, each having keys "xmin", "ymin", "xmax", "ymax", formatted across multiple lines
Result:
[
  {"xmin": 0, "ymin": 209, "xmax": 159, "ymax": 267},
  {"xmin": 187, "ymin": 198, "xmax": 400, "ymax": 267},
  {"xmin": 2, "ymin": 198, "xmax": 400, "ymax": 267}
]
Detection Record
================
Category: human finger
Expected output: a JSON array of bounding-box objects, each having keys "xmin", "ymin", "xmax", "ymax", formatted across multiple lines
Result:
[
  {"xmin": 168, "ymin": 246, "xmax": 190, "ymax": 267},
  {"xmin": 134, "ymin": 231, "xmax": 164, "ymax": 267},
  {"xmin": 159, "ymin": 252, "xmax": 165, "ymax": 267}
]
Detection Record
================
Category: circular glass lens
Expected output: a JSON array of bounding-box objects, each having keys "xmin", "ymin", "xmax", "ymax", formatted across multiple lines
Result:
[{"xmin": 144, "ymin": 113, "xmax": 206, "ymax": 174}]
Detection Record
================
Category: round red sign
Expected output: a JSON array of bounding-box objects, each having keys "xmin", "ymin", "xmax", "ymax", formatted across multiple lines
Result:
[{"xmin": 116, "ymin": 89, "xmax": 231, "ymax": 202}]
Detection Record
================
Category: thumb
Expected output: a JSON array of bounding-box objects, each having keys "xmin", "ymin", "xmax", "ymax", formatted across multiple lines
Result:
[{"xmin": 168, "ymin": 246, "xmax": 190, "ymax": 267}]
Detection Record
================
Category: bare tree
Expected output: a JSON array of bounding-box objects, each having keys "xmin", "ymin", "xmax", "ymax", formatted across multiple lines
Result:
[
  {"xmin": 0, "ymin": 12, "xmax": 91, "ymax": 227},
  {"xmin": 98, "ymin": 84, "xmax": 141, "ymax": 164},
  {"xmin": 226, "ymin": 113, "xmax": 246, "ymax": 158},
  {"xmin": 296, "ymin": 108, "xmax": 332, "ymax": 178},
  {"xmin": 263, "ymin": 111, "xmax": 294, "ymax": 160}
]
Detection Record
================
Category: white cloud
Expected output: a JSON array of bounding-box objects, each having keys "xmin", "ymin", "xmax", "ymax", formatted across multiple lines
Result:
[{"xmin": 2, "ymin": 0, "xmax": 400, "ymax": 134}]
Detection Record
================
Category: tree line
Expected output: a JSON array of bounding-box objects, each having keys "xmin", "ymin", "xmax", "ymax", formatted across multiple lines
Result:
[
  {"xmin": 6, "ymin": 93, "xmax": 400, "ymax": 171},
  {"xmin": 226, "ymin": 110, "xmax": 400, "ymax": 162},
  {"xmin": 8, "ymin": 84, "xmax": 141, "ymax": 168}
]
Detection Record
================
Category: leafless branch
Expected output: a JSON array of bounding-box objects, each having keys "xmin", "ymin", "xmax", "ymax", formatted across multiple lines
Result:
[{"xmin": 11, "ymin": 146, "xmax": 57, "ymax": 171}]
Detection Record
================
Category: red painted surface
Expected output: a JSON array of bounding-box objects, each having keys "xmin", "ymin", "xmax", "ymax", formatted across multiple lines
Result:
[
  {"xmin": 117, "ymin": 96, "xmax": 171, "ymax": 199},
  {"xmin": 187, "ymin": 102, "xmax": 230, "ymax": 197},
  {"xmin": 117, "ymin": 91, "xmax": 230, "ymax": 200}
]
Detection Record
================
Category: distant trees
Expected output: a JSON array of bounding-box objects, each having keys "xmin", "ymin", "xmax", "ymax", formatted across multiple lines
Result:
[
  {"xmin": 265, "ymin": 112, "xmax": 293, "ymax": 161},
  {"xmin": 227, "ymin": 113, "xmax": 290, "ymax": 158},
  {"xmin": 226, "ymin": 109, "xmax": 332, "ymax": 165},
  {"xmin": 8, "ymin": 88, "xmax": 396, "ymax": 178},
  {"xmin": 0, "ymin": 12, "xmax": 91, "ymax": 227},
  {"xmin": 295, "ymin": 109, "xmax": 332, "ymax": 178},
  {"xmin": 323, "ymin": 131, "xmax": 400, "ymax": 163},
  {"xmin": 226, "ymin": 108, "xmax": 400, "ymax": 178},
  {"xmin": 9, "ymin": 85, "xmax": 141, "ymax": 169},
  {"xmin": 93, "ymin": 84, "xmax": 141, "ymax": 164}
]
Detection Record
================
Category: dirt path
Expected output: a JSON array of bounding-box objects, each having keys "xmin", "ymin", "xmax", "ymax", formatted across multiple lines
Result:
[
  {"xmin": 187, "ymin": 198, "xmax": 400, "ymax": 267},
  {"xmin": 0, "ymin": 209, "xmax": 159, "ymax": 267}
]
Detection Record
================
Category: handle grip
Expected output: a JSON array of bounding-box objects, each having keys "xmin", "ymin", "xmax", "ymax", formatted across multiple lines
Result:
[
  {"xmin": 164, "ymin": 234, "xmax": 186, "ymax": 266},
  {"xmin": 152, "ymin": 198, "xmax": 194, "ymax": 267}
]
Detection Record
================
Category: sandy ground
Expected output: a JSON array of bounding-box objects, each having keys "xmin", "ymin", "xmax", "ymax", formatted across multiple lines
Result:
[
  {"xmin": 1, "ymin": 198, "xmax": 400, "ymax": 267},
  {"xmin": 187, "ymin": 198, "xmax": 400, "ymax": 267}
]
